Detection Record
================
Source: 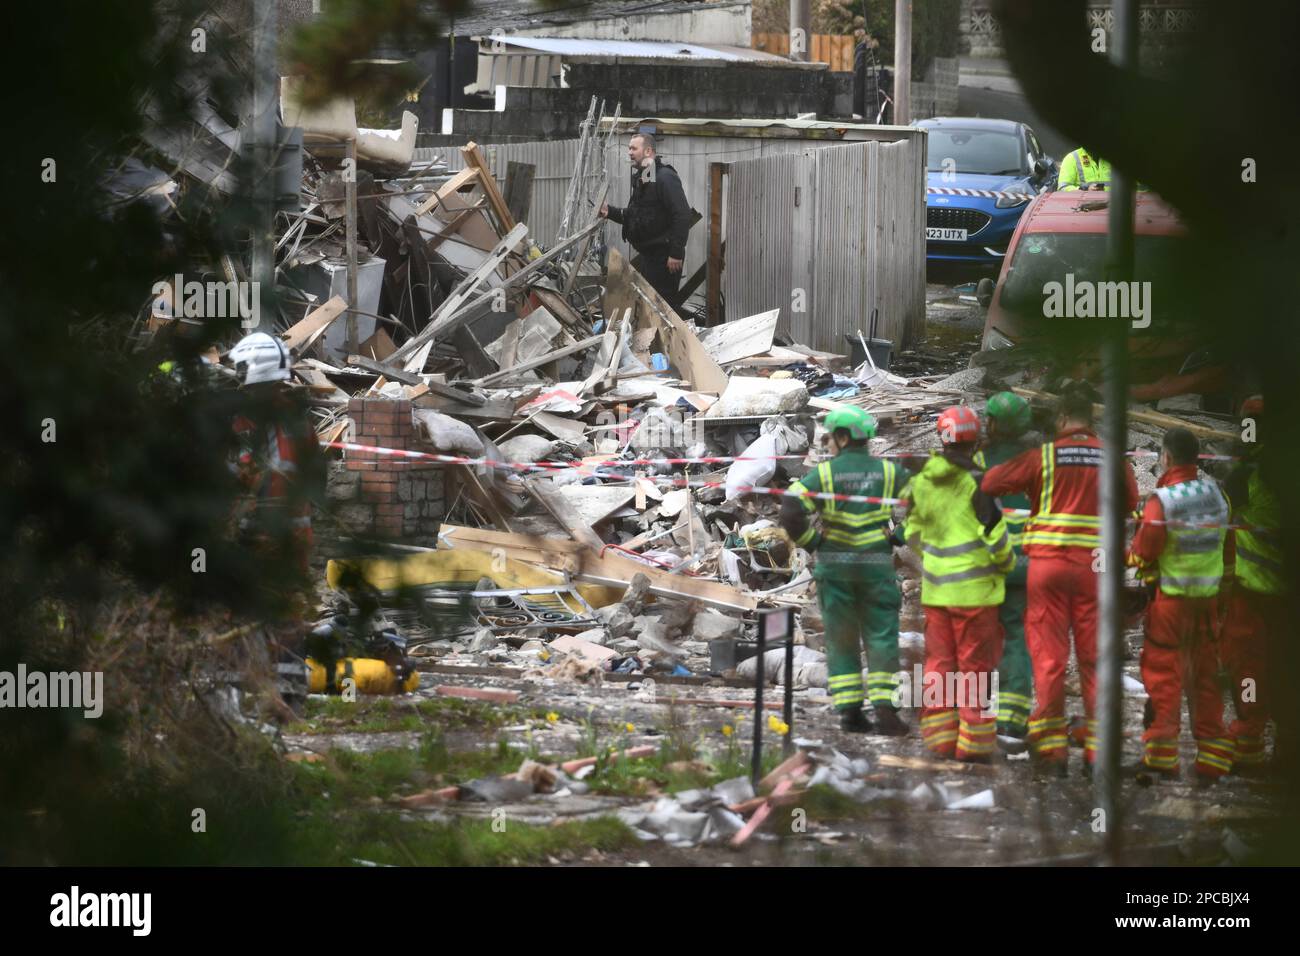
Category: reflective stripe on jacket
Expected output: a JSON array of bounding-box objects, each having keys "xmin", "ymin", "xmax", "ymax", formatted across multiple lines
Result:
[
  {"xmin": 1153, "ymin": 478, "xmax": 1228, "ymax": 597},
  {"xmin": 1236, "ymin": 466, "xmax": 1284, "ymax": 595},
  {"xmin": 981, "ymin": 429, "xmax": 1138, "ymax": 564},
  {"xmin": 788, "ymin": 448, "xmax": 900, "ymax": 556},
  {"xmin": 904, "ymin": 454, "xmax": 1014, "ymax": 607}
]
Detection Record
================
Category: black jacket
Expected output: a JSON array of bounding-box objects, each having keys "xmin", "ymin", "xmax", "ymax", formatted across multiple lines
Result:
[{"xmin": 606, "ymin": 157, "xmax": 692, "ymax": 260}]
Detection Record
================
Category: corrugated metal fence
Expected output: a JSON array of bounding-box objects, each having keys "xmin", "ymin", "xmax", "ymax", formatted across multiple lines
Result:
[
  {"xmin": 417, "ymin": 127, "xmax": 924, "ymax": 352},
  {"xmin": 723, "ymin": 140, "xmax": 926, "ymax": 352}
]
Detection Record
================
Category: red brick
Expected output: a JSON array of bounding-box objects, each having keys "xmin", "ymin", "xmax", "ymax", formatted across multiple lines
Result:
[
  {"xmin": 396, "ymin": 400, "xmax": 411, "ymax": 414},
  {"xmin": 361, "ymin": 474, "xmax": 396, "ymax": 488},
  {"xmin": 345, "ymin": 461, "xmax": 378, "ymax": 472},
  {"xmin": 348, "ymin": 449, "xmax": 377, "ymax": 461},
  {"xmin": 375, "ymin": 502, "xmax": 404, "ymax": 516},
  {"xmin": 348, "ymin": 397, "xmax": 365, "ymax": 414}
]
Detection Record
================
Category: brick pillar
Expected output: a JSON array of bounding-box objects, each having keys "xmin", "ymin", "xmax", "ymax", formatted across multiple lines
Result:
[
  {"xmin": 347, "ymin": 397, "xmax": 413, "ymax": 539},
  {"xmin": 345, "ymin": 397, "xmax": 447, "ymax": 540}
]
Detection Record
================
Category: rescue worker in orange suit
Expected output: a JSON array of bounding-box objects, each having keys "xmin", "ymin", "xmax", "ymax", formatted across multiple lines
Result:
[
  {"xmin": 981, "ymin": 385, "xmax": 1138, "ymax": 777},
  {"xmin": 901, "ymin": 407, "xmax": 1015, "ymax": 763},
  {"xmin": 1126, "ymin": 427, "xmax": 1235, "ymax": 786},
  {"xmin": 1221, "ymin": 397, "xmax": 1288, "ymax": 773},
  {"xmin": 227, "ymin": 332, "xmax": 318, "ymax": 578}
]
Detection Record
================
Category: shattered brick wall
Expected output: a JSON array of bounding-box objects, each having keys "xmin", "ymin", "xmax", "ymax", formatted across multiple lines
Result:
[{"xmin": 327, "ymin": 398, "xmax": 445, "ymax": 540}]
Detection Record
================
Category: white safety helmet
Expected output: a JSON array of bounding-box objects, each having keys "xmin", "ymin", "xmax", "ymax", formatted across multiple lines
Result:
[{"xmin": 228, "ymin": 331, "xmax": 291, "ymax": 385}]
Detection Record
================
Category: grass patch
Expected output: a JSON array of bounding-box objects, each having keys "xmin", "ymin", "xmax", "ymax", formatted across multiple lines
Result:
[
  {"xmin": 284, "ymin": 735, "xmax": 636, "ymax": 865},
  {"xmin": 585, "ymin": 742, "xmax": 786, "ymax": 798},
  {"xmin": 295, "ymin": 809, "xmax": 637, "ymax": 866},
  {"xmin": 289, "ymin": 694, "xmax": 550, "ymax": 736}
]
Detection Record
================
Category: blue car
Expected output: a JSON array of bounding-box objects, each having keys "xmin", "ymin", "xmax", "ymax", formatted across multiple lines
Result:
[{"xmin": 915, "ymin": 117, "xmax": 1057, "ymax": 271}]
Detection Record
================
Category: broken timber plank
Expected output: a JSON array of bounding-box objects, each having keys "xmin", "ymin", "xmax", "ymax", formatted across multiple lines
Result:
[
  {"xmin": 438, "ymin": 524, "xmax": 758, "ymax": 612},
  {"xmin": 281, "ymin": 295, "xmax": 347, "ymax": 354},
  {"xmin": 461, "ymin": 141, "xmax": 516, "ymax": 233},
  {"xmin": 631, "ymin": 270, "xmax": 728, "ymax": 393},
  {"xmin": 414, "ymin": 166, "xmax": 478, "ymax": 216}
]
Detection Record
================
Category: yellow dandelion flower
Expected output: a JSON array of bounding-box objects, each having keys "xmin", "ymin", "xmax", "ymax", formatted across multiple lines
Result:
[
  {"xmin": 767, "ymin": 714, "xmax": 790, "ymax": 736},
  {"xmin": 721, "ymin": 724, "xmax": 734, "ymax": 737},
  {"xmin": 625, "ymin": 723, "xmax": 636, "ymax": 733},
  {"xmin": 546, "ymin": 712, "xmax": 559, "ymax": 723}
]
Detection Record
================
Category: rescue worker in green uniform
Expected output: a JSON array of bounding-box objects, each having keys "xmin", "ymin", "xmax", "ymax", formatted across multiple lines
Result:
[
  {"xmin": 779, "ymin": 406, "xmax": 909, "ymax": 735},
  {"xmin": 975, "ymin": 392, "xmax": 1036, "ymax": 748}
]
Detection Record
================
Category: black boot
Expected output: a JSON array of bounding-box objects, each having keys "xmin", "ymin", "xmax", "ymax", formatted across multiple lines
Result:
[
  {"xmin": 871, "ymin": 706, "xmax": 909, "ymax": 736},
  {"xmin": 840, "ymin": 708, "xmax": 874, "ymax": 733}
]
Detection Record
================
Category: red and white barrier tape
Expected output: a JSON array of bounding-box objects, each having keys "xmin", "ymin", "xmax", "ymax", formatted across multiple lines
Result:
[
  {"xmin": 323, "ymin": 440, "xmax": 1238, "ymax": 474},
  {"xmin": 323, "ymin": 440, "xmax": 1267, "ymax": 531},
  {"xmin": 927, "ymin": 185, "xmax": 1034, "ymax": 202}
]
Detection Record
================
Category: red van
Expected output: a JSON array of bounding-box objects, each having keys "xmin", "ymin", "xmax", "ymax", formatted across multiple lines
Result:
[{"xmin": 978, "ymin": 191, "xmax": 1223, "ymax": 400}]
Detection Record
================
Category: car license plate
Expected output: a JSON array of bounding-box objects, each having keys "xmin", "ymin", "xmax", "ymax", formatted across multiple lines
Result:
[{"xmin": 926, "ymin": 227, "xmax": 967, "ymax": 241}]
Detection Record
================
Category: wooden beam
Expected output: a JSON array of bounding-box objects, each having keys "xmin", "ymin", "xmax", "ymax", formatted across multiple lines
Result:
[
  {"xmin": 438, "ymin": 524, "xmax": 759, "ymax": 612},
  {"xmin": 414, "ymin": 166, "xmax": 479, "ymax": 216},
  {"xmin": 632, "ymin": 275, "xmax": 728, "ymax": 393},
  {"xmin": 461, "ymin": 141, "xmax": 516, "ymax": 233},
  {"xmin": 281, "ymin": 295, "xmax": 347, "ymax": 354}
]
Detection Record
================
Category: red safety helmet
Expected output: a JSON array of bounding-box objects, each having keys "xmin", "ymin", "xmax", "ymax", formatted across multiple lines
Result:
[{"xmin": 937, "ymin": 406, "xmax": 981, "ymax": 445}]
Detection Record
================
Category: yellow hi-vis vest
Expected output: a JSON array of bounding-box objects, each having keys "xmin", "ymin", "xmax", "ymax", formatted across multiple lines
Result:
[
  {"xmin": 904, "ymin": 455, "xmax": 1016, "ymax": 607},
  {"xmin": 1153, "ymin": 478, "xmax": 1228, "ymax": 598},
  {"xmin": 1236, "ymin": 468, "xmax": 1284, "ymax": 595}
]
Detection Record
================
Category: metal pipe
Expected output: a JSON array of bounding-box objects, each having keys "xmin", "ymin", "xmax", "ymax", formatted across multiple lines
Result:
[
  {"xmin": 893, "ymin": 0, "xmax": 912, "ymax": 125},
  {"xmin": 789, "ymin": 0, "xmax": 811, "ymax": 63},
  {"xmin": 1095, "ymin": 0, "xmax": 1139, "ymax": 866}
]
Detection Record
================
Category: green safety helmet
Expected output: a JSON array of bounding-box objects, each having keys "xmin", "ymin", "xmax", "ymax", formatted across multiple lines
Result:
[
  {"xmin": 824, "ymin": 405, "xmax": 877, "ymax": 441},
  {"xmin": 986, "ymin": 391, "xmax": 1031, "ymax": 436}
]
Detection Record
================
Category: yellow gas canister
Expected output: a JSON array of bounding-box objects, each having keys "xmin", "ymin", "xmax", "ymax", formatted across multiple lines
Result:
[{"xmin": 306, "ymin": 658, "xmax": 420, "ymax": 695}]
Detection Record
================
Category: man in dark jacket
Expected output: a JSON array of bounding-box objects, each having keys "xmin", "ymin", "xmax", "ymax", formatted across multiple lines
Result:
[{"xmin": 600, "ymin": 133, "xmax": 693, "ymax": 308}]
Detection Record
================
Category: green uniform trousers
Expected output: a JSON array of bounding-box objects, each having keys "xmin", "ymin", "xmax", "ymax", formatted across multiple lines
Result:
[
  {"xmin": 997, "ymin": 584, "xmax": 1033, "ymax": 736},
  {"xmin": 817, "ymin": 562, "xmax": 902, "ymax": 711}
]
